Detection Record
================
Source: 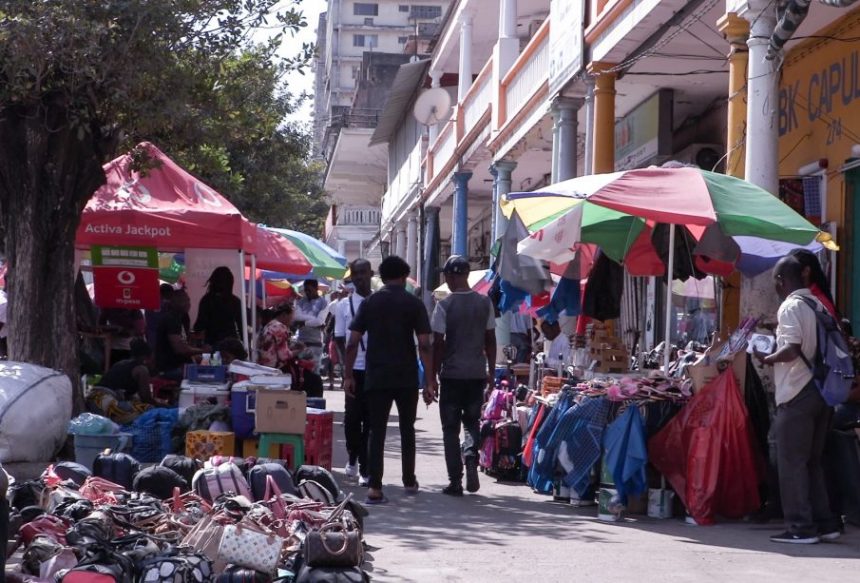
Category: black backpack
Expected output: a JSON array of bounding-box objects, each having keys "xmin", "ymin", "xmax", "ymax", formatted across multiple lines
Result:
[
  {"xmin": 160, "ymin": 454, "xmax": 202, "ymax": 487},
  {"xmin": 132, "ymin": 466, "xmax": 188, "ymax": 500},
  {"xmin": 295, "ymin": 566, "xmax": 370, "ymax": 583},
  {"xmin": 93, "ymin": 452, "xmax": 140, "ymax": 490},
  {"xmin": 8, "ymin": 480, "xmax": 44, "ymax": 511},
  {"xmin": 50, "ymin": 461, "xmax": 92, "ymax": 486},
  {"xmin": 247, "ymin": 463, "xmax": 298, "ymax": 501},
  {"xmin": 216, "ymin": 566, "xmax": 271, "ymax": 583},
  {"xmin": 294, "ymin": 466, "xmax": 343, "ymax": 503}
]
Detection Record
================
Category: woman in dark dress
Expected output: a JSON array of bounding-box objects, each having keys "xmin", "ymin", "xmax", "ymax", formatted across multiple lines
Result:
[{"xmin": 193, "ymin": 266, "xmax": 243, "ymax": 346}]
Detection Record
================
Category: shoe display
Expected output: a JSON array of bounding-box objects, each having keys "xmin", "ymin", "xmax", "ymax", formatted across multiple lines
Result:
[
  {"xmin": 465, "ymin": 458, "xmax": 480, "ymax": 493},
  {"xmin": 770, "ymin": 531, "xmax": 820, "ymax": 544},
  {"xmin": 358, "ymin": 475, "xmax": 370, "ymax": 487},
  {"xmin": 442, "ymin": 483, "xmax": 464, "ymax": 497},
  {"xmin": 344, "ymin": 463, "xmax": 358, "ymax": 479}
]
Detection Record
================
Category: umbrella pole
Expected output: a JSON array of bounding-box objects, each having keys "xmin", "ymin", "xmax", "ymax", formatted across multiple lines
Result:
[
  {"xmin": 250, "ymin": 253, "xmax": 257, "ymax": 356},
  {"xmin": 663, "ymin": 224, "xmax": 676, "ymax": 373},
  {"xmin": 239, "ymin": 250, "xmax": 249, "ymax": 352},
  {"xmin": 262, "ymin": 272, "xmax": 268, "ymax": 310}
]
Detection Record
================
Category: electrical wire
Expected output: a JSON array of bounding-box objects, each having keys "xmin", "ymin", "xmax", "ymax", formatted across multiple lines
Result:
[{"xmin": 624, "ymin": 69, "xmax": 728, "ymax": 76}]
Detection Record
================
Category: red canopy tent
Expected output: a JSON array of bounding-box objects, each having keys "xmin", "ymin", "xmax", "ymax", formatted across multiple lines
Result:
[{"xmin": 76, "ymin": 142, "xmax": 256, "ymax": 252}]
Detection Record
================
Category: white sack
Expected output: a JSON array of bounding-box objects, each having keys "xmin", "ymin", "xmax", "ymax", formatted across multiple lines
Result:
[{"xmin": 0, "ymin": 362, "xmax": 72, "ymax": 463}]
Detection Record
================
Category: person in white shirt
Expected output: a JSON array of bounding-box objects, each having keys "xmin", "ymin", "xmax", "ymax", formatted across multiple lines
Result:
[
  {"xmin": 754, "ymin": 256, "xmax": 840, "ymax": 544},
  {"xmin": 335, "ymin": 260, "xmax": 373, "ymax": 486},
  {"xmin": 540, "ymin": 320, "xmax": 571, "ymax": 370}
]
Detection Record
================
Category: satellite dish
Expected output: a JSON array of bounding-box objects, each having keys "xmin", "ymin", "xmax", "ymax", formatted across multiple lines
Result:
[{"xmin": 413, "ymin": 88, "xmax": 452, "ymax": 126}]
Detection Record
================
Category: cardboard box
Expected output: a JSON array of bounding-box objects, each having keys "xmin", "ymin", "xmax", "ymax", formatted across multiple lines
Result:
[
  {"xmin": 686, "ymin": 340, "xmax": 746, "ymax": 393},
  {"xmin": 254, "ymin": 389, "xmax": 306, "ymax": 434},
  {"xmin": 185, "ymin": 430, "xmax": 235, "ymax": 460}
]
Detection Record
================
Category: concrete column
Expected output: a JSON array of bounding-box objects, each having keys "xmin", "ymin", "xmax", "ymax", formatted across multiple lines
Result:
[
  {"xmin": 451, "ymin": 172, "xmax": 472, "ymax": 257},
  {"xmin": 395, "ymin": 224, "xmax": 407, "ymax": 258},
  {"xmin": 489, "ymin": 164, "xmax": 500, "ymax": 242},
  {"xmin": 552, "ymin": 97, "xmax": 585, "ymax": 182},
  {"xmin": 740, "ymin": 1, "xmax": 779, "ymax": 338},
  {"xmin": 337, "ymin": 240, "xmax": 346, "ymax": 258},
  {"xmin": 743, "ymin": 5, "xmax": 778, "ymax": 196},
  {"xmin": 588, "ymin": 62, "xmax": 617, "ymax": 174},
  {"xmin": 492, "ymin": 158, "xmax": 517, "ymax": 242},
  {"xmin": 493, "ymin": 0, "xmax": 519, "ymax": 129},
  {"xmin": 429, "ymin": 70, "xmax": 443, "ymax": 143},
  {"xmin": 583, "ymin": 78, "xmax": 595, "ymax": 176},
  {"xmin": 717, "ymin": 13, "xmax": 750, "ymax": 333},
  {"xmin": 458, "ymin": 17, "xmax": 474, "ymax": 103},
  {"xmin": 406, "ymin": 213, "xmax": 419, "ymax": 274}
]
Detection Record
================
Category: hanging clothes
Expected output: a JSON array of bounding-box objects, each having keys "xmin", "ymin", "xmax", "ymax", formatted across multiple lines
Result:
[
  {"xmin": 651, "ymin": 224, "xmax": 706, "ymax": 283},
  {"xmin": 528, "ymin": 391, "xmax": 575, "ymax": 493},
  {"xmin": 547, "ymin": 397, "xmax": 612, "ymax": 497},
  {"xmin": 582, "ymin": 250, "xmax": 623, "ymax": 321},
  {"xmin": 537, "ymin": 276, "xmax": 581, "ymax": 324},
  {"xmin": 603, "ymin": 406, "xmax": 648, "ymax": 505}
]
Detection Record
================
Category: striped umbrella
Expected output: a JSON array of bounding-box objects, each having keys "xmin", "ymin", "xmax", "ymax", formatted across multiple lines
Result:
[{"xmin": 265, "ymin": 228, "xmax": 348, "ymax": 279}]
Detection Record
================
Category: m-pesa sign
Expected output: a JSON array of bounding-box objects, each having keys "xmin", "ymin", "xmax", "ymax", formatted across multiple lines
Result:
[{"xmin": 92, "ymin": 246, "xmax": 160, "ymax": 309}]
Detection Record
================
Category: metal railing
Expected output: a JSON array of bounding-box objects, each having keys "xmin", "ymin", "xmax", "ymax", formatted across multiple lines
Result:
[
  {"xmin": 462, "ymin": 57, "xmax": 493, "ymax": 134},
  {"xmin": 503, "ymin": 19, "xmax": 550, "ymax": 124}
]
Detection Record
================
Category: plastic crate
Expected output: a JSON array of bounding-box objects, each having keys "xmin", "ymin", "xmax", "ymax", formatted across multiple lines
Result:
[{"xmin": 304, "ymin": 409, "xmax": 333, "ymax": 468}]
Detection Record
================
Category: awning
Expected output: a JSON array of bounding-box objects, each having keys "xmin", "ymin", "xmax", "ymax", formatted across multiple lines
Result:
[{"xmin": 369, "ymin": 59, "xmax": 431, "ymax": 146}]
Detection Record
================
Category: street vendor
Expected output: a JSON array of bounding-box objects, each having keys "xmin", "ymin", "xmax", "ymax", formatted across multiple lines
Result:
[
  {"xmin": 294, "ymin": 279, "xmax": 328, "ymax": 372},
  {"xmin": 98, "ymin": 339, "xmax": 160, "ymax": 405},
  {"xmin": 156, "ymin": 289, "xmax": 206, "ymax": 380},
  {"xmin": 540, "ymin": 320, "xmax": 571, "ymax": 370}
]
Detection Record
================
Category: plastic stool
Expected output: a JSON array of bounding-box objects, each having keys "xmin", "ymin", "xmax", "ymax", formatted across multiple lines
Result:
[{"xmin": 258, "ymin": 433, "xmax": 304, "ymax": 470}]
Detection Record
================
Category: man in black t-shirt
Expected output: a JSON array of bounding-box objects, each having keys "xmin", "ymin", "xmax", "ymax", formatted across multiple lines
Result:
[
  {"xmin": 99, "ymin": 339, "xmax": 158, "ymax": 404},
  {"xmin": 345, "ymin": 256, "xmax": 435, "ymax": 505},
  {"xmin": 155, "ymin": 289, "xmax": 205, "ymax": 380}
]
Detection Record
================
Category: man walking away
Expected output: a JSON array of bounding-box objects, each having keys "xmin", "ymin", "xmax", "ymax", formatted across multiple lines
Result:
[
  {"xmin": 429, "ymin": 255, "xmax": 496, "ymax": 496},
  {"xmin": 344, "ymin": 256, "xmax": 435, "ymax": 505},
  {"xmin": 336, "ymin": 259, "xmax": 373, "ymax": 486},
  {"xmin": 295, "ymin": 279, "xmax": 328, "ymax": 373},
  {"xmin": 754, "ymin": 256, "xmax": 841, "ymax": 544}
]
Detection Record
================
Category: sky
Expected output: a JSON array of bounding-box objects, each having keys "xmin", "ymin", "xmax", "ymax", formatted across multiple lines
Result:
[{"xmin": 267, "ymin": 0, "xmax": 328, "ymax": 127}]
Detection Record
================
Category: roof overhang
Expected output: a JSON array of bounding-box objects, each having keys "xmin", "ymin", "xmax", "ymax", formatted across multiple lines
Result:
[{"xmin": 369, "ymin": 59, "xmax": 431, "ymax": 146}]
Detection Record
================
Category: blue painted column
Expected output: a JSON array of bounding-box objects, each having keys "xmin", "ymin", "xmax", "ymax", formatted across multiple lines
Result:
[
  {"xmin": 494, "ymin": 160, "xmax": 517, "ymax": 237},
  {"xmin": 451, "ymin": 171, "xmax": 472, "ymax": 257}
]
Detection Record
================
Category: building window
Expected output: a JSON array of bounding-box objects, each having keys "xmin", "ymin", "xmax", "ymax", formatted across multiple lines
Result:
[
  {"xmin": 398, "ymin": 36, "xmax": 408, "ymax": 44},
  {"xmin": 353, "ymin": 34, "xmax": 365, "ymax": 47},
  {"xmin": 367, "ymin": 34, "xmax": 378, "ymax": 48},
  {"xmin": 351, "ymin": 66, "xmax": 361, "ymax": 80},
  {"xmin": 411, "ymin": 5, "xmax": 442, "ymax": 19},
  {"xmin": 364, "ymin": 17, "xmax": 374, "ymax": 26},
  {"xmin": 399, "ymin": 5, "xmax": 409, "ymax": 12},
  {"xmin": 354, "ymin": 2, "xmax": 378, "ymax": 16}
]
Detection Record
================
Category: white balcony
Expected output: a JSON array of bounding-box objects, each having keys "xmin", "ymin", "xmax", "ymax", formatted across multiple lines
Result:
[
  {"xmin": 462, "ymin": 58, "xmax": 493, "ymax": 132},
  {"xmin": 502, "ymin": 19, "xmax": 549, "ymax": 125}
]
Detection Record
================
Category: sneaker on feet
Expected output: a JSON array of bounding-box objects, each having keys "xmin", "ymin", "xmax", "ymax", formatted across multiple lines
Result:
[
  {"xmin": 465, "ymin": 458, "xmax": 480, "ymax": 493},
  {"xmin": 344, "ymin": 463, "xmax": 358, "ymax": 479},
  {"xmin": 404, "ymin": 482, "xmax": 420, "ymax": 496},
  {"xmin": 770, "ymin": 531, "xmax": 820, "ymax": 544},
  {"xmin": 819, "ymin": 525, "xmax": 844, "ymax": 542},
  {"xmin": 442, "ymin": 483, "xmax": 464, "ymax": 497},
  {"xmin": 358, "ymin": 475, "xmax": 370, "ymax": 487}
]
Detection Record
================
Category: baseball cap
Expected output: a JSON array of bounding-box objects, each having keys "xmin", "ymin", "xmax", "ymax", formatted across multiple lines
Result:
[{"xmin": 441, "ymin": 255, "xmax": 470, "ymax": 275}]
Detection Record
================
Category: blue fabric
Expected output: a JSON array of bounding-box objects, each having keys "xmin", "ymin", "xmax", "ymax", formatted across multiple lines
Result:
[
  {"xmin": 498, "ymin": 279, "xmax": 529, "ymax": 314},
  {"xmin": 548, "ymin": 397, "xmax": 611, "ymax": 497},
  {"xmin": 603, "ymin": 406, "xmax": 649, "ymax": 505},
  {"xmin": 537, "ymin": 276, "xmax": 581, "ymax": 324},
  {"xmin": 527, "ymin": 392, "xmax": 575, "ymax": 493},
  {"xmin": 121, "ymin": 408, "xmax": 178, "ymax": 463}
]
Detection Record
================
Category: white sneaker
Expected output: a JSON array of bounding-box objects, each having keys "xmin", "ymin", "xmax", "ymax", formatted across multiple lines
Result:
[
  {"xmin": 344, "ymin": 463, "xmax": 358, "ymax": 479},
  {"xmin": 358, "ymin": 475, "xmax": 370, "ymax": 487}
]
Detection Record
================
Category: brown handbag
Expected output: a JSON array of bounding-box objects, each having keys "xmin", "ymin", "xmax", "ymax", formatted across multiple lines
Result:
[{"xmin": 303, "ymin": 494, "xmax": 362, "ymax": 568}]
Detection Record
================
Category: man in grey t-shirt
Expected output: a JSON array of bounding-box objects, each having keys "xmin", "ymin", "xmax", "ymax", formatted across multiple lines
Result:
[{"xmin": 429, "ymin": 255, "xmax": 496, "ymax": 496}]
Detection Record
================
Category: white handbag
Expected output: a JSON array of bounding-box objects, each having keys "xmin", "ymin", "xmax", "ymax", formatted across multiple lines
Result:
[{"xmin": 217, "ymin": 521, "xmax": 284, "ymax": 574}]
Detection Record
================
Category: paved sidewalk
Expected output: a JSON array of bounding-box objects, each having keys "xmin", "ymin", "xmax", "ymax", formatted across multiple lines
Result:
[{"xmin": 323, "ymin": 389, "xmax": 860, "ymax": 583}]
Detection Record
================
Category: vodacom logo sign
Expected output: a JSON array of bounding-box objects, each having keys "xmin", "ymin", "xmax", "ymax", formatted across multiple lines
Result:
[
  {"xmin": 117, "ymin": 270, "xmax": 136, "ymax": 285},
  {"xmin": 117, "ymin": 180, "xmax": 152, "ymax": 205}
]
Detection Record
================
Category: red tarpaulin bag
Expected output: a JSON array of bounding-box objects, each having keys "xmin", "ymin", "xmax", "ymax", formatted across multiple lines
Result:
[{"xmin": 649, "ymin": 370, "xmax": 761, "ymax": 525}]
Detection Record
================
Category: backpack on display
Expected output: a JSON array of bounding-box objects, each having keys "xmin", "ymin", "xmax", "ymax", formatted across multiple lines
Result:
[
  {"xmin": 161, "ymin": 454, "xmax": 203, "ymax": 487},
  {"xmin": 93, "ymin": 452, "xmax": 140, "ymax": 490},
  {"xmin": 294, "ymin": 466, "xmax": 343, "ymax": 502},
  {"xmin": 49, "ymin": 462, "xmax": 92, "ymax": 486},
  {"xmin": 298, "ymin": 480, "xmax": 336, "ymax": 505},
  {"xmin": 248, "ymin": 463, "xmax": 297, "ymax": 501},
  {"xmin": 207, "ymin": 455, "xmax": 252, "ymax": 472},
  {"xmin": 295, "ymin": 565, "xmax": 370, "ymax": 583},
  {"xmin": 133, "ymin": 466, "xmax": 188, "ymax": 500},
  {"xmin": 9, "ymin": 480, "xmax": 44, "ymax": 510},
  {"xmin": 192, "ymin": 463, "xmax": 252, "ymax": 502},
  {"xmin": 215, "ymin": 566, "xmax": 271, "ymax": 583},
  {"xmin": 798, "ymin": 296, "xmax": 856, "ymax": 406}
]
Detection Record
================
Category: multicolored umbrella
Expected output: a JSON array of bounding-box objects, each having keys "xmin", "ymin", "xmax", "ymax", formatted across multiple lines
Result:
[{"xmin": 265, "ymin": 228, "xmax": 348, "ymax": 280}]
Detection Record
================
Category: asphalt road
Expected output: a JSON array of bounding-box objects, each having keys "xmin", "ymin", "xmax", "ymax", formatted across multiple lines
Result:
[{"xmin": 322, "ymin": 389, "xmax": 860, "ymax": 583}]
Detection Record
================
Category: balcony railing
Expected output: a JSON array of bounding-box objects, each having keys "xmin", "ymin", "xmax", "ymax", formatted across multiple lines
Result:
[
  {"xmin": 338, "ymin": 206, "xmax": 381, "ymax": 227},
  {"xmin": 461, "ymin": 57, "xmax": 493, "ymax": 136},
  {"xmin": 501, "ymin": 19, "xmax": 550, "ymax": 126},
  {"xmin": 427, "ymin": 121, "xmax": 456, "ymax": 185}
]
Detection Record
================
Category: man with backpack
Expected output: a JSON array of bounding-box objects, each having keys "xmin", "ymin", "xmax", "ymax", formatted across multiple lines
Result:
[
  {"xmin": 754, "ymin": 256, "xmax": 842, "ymax": 544},
  {"xmin": 428, "ymin": 255, "xmax": 496, "ymax": 496}
]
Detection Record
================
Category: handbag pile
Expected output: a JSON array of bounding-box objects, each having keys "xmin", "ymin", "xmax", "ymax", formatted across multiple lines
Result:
[{"xmin": 6, "ymin": 455, "xmax": 370, "ymax": 582}]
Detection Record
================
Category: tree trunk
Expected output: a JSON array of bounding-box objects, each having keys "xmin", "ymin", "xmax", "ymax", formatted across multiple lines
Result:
[{"xmin": 0, "ymin": 99, "xmax": 109, "ymax": 415}]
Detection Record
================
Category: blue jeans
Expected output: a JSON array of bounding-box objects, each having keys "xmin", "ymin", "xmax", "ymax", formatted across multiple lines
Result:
[{"xmin": 439, "ymin": 379, "xmax": 484, "ymax": 484}]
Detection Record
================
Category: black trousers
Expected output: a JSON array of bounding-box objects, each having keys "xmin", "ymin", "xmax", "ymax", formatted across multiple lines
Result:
[
  {"xmin": 367, "ymin": 387, "xmax": 419, "ymax": 490},
  {"xmin": 774, "ymin": 382, "xmax": 837, "ymax": 535},
  {"xmin": 344, "ymin": 370, "xmax": 370, "ymax": 475},
  {"xmin": 439, "ymin": 378, "xmax": 484, "ymax": 484}
]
